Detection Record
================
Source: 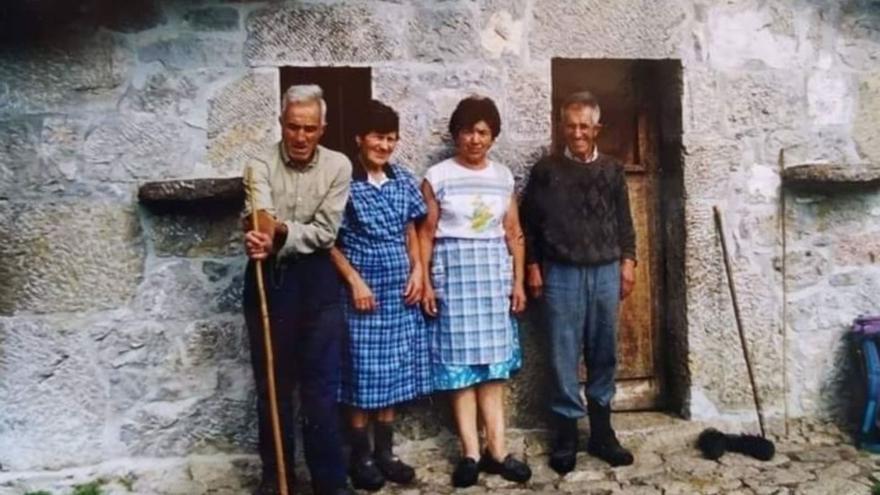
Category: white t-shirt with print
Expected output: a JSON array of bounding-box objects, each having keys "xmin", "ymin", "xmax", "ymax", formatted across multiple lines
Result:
[{"xmin": 424, "ymin": 158, "xmax": 514, "ymax": 239}]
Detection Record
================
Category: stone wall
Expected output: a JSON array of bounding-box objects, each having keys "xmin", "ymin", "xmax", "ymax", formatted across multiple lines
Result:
[{"xmin": 1, "ymin": 0, "xmax": 879, "ymax": 492}]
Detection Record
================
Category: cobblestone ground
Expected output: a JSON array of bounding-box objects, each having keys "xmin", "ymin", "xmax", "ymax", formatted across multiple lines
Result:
[{"xmin": 313, "ymin": 415, "xmax": 880, "ymax": 495}]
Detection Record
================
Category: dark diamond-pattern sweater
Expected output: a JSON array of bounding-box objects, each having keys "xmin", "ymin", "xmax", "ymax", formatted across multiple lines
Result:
[{"xmin": 520, "ymin": 153, "xmax": 636, "ymax": 266}]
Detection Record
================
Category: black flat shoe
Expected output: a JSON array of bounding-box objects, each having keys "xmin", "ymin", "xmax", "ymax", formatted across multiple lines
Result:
[
  {"xmin": 349, "ymin": 457, "xmax": 385, "ymax": 492},
  {"xmin": 451, "ymin": 457, "xmax": 479, "ymax": 487},
  {"xmin": 376, "ymin": 453, "xmax": 415, "ymax": 485},
  {"xmin": 478, "ymin": 453, "xmax": 532, "ymax": 483}
]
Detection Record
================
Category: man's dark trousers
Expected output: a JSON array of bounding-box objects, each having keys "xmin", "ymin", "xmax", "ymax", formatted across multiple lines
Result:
[{"xmin": 243, "ymin": 251, "xmax": 347, "ymax": 493}]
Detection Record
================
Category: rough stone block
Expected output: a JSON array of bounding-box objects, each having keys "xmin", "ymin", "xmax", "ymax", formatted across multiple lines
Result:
[
  {"xmin": 181, "ymin": 318, "xmax": 250, "ymax": 367},
  {"xmin": 0, "ymin": 201, "xmax": 145, "ymax": 315},
  {"xmin": 723, "ymin": 71, "xmax": 806, "ymax": 135},
  {"xmin": 0, "ymin": 317, "xmax": 106, "ymax": 470},
  {"xmin": 408, "ymin": 5, "xmax": 480, "ymax": 62},
  {"xmin": 244, "ymin": 4, "xmax": 408, "ymax": 64},
  {"xmin": 120, "ymin": 67, "xmax": 209, "ymax": 118},
  {"xmin": 0, "ymin": 117, "xmax": 71, "ymax": 196},
  {"xmin": 768, "ymin": 128, "xmax": 862, "ymax": 166},
  {"xmin": 682, "ymin": 140, "xmax": 744, "ymax": 201},
  {"xmin": 184, "ymin": 7, "xmax": 240, "ymax": 31},
  {"xmin": 0, "ymin": 31, "xmax": 132, "ymax": 116},
  {"xmin": 683, "ymin": 68, "xmax": 727, "ymax": 136},
  {"xmin": 503, "ymin": 63, "xmax": 552, "ymax": 142},
  {"xmin": 138, "ymin": 34, "xmax": 242, "ymax": 70},
  {"xmin": 478, "ymin": 0, "xmax": 527, "ymax": 59},
  {"xmin": 118, "ymin": 364, "xmax": 257, "ymax": 456},
  {"xmin": 854, "ymin": 72, "xmax": 880, "ymax": 165},
  {"xmin": 706, "ymin": 1, "xmax": 799, "ymax": 70},
  {"xmin": 782, "ymin": 163, "xmax": 880, "ymax": 192},
  {"xmin": 133, "ymin": 259, "xmax": 244, "ymax": 319},
  {"xmin": 807, "ymin": 72, "xmax": 855, "ymax": 126},
  {"xmin": 530, "ymin": 0, "xmax": 686, "ymax": 59},
  {"xmin": 148, "ymin": 209, "xmax": 243, "ymax": 258},
  {"xmin": 207, "ymin": 70, "xmax": 279, "ymax": 177},
  {"xmin": 836, "ymin": 5, "xmax": 880, "ymax": 71}
]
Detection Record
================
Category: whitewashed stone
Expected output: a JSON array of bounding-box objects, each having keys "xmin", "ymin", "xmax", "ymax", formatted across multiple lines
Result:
[
  {"xmin": 138, "ymin": 34, "xmax": 241, "ymax": 70},
  {"xmin": 244, "ymin": 4, "xmax": 408, "ymax": 65},
  {"xmin": 408, "ymin": 5, "xmax": 480, "ymax": 62},
  {"xmin": 0, "ymin": 317, "xmax": 107, "ymax": 471},
  {"xmin": 133, "ymin": 259, "xmax": 244, "ymax": 320},
  {"xmin": 853, "ymin": 72, "xmax": 880, "ymax": 164},
  {"xmin": 724, "ymin": 71, "xmax": 806, "ymax": 135},
  {"xmin": 0, "ymin": 31, "xmax": 132, "ymax": 116},
  {"xmin": 0, "ymin": 201, "xmax": 144, "ymax": 315},
  {"xmin": 807, "ymin": 72, "xmax": 855, "ymax": 127},
  {"xmin": 706, "ymin": 2, "xmax": 799, "ymax": 70},
  {"xmin": 206, "ymin": 70, "xmax": 278, "ymax": 177},
  {"xmin": 530, "ymin": 0, "xmax": 687, "ymax": 59}
]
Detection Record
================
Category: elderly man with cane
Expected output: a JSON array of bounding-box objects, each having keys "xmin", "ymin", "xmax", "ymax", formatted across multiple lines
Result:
[{"xmin": 242, "ymin": 84, "xmax": 354, "ymax": 495}]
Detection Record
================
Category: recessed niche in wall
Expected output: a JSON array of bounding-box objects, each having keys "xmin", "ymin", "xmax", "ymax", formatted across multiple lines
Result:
[{"xmin": 280, "ymin": 67, "xmax": 372, "ymax": 159}]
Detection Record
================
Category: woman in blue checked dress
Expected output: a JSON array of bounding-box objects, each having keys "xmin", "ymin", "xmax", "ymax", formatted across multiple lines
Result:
[
  {"xmin": 330, "ymin": 100, "xmax": 431, "ymax": 492},
  {"xmin": 418, "ymin": 96, "xmax": 531, "ymax": 487}
]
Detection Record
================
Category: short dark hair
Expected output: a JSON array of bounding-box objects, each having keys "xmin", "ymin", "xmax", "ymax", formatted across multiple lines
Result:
[
  {"xmin": 448, "ymin": 95, "xmax": 501, "ymax": 139},
  {"xmin": 356, "ymin": 99, "xmax": 399, "ymax": 137}
]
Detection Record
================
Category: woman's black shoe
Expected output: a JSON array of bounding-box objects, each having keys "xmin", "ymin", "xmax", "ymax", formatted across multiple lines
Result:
[
  {"xmin": 451, "ymin": 457, "xmax": 479, "ymax": 487},
  {"xmin": 478, "ymin": 453, "xmax": 532, "ymax": 483},
  {"xmin": 376, "ymin": 453, "xmax": 415, "ymax": 485},
  {"xmin": 348, "ymin": 457, "xmax": 385, "ymax": 492}
]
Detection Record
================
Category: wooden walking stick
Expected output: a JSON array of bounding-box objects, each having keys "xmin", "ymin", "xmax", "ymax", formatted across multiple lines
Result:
[
  {"xmin": 713, "ymin": 205, "xmax": 768, "ymax": 438},
  {"xmin": 247, "ymin": 167, "xmax": 290, "ymax": 495}
]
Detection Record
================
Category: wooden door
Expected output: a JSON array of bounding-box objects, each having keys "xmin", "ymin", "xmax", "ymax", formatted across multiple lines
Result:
[{"xmin": 551, "ymin": 59, "xmax": 663, "ymax": 410}]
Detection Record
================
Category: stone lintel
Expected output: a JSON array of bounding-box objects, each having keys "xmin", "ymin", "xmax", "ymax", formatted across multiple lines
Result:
[
  {"xmin": 782, "ymin": 163, "xmax": 880, "ymax": 192},
  {"xmin": 138, "ymin": 177, "xmax": 244, "ymax": 206}
]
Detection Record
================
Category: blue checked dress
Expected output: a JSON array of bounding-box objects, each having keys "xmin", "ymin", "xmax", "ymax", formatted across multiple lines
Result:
[
  {"xmin": 425, "ymin": 159, "xmax": 522, "ymax": 391},
  {"xmin": 337, "ymin": 163, "xmax": 432, "ymax": 409}
]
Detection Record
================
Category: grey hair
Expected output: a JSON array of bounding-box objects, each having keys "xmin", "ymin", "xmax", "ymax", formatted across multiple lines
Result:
[
  {"xmin": 560, "ymin": 90, "xmax": 601, "ymax": 124},
  {"xmin": 281, "ymin": 84, "xmax": 327, "ymax": 124}
]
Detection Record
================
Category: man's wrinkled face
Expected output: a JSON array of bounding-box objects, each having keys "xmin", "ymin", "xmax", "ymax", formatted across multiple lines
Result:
[
  {"xmin": 280, "ymin": 101, "xmax": 324, "ymax": 164},
  {"xmin": 562, "ymin": 104, "xmax": 601, "ymax": 160}
]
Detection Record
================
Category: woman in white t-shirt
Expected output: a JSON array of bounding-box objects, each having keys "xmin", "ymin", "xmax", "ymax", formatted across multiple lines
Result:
[{"xmin": 418, "ymin": 95, "xmax": 530, "ymax": 487}]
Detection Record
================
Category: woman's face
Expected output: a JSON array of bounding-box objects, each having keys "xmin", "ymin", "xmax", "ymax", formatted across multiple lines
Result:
[
  {"xmin": 356, "ymin": 131, "xmax": 399, "ymax": 168},
  {"xmin": 455, "ymin": 120, "xmax": 494, "ymax": 165}
]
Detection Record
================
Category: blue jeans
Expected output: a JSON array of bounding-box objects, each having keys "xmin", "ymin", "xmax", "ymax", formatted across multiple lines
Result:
[
  {"xmin": 543, "ymin": 260, "xmax": 620, "ymax": 418},
  {"xmin": 243, "ymin": 253, "xmax": 347, "ymax": 492}
]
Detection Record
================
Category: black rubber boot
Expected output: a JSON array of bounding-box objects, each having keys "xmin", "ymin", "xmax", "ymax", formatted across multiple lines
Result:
[
  {"xmin": 374, "ymin": 421, "xmax": 415, "ymax": 485},
  {"xmin": 586, "ymin": 402, "xmax": 634, "ymax": 467},
  {"xmin": 348, "ymin": 426, "xmax": 385, "ymax": 491},
  {"xmin": 549, "ymin": 415, "xmax": 579, "ymax": 474}
]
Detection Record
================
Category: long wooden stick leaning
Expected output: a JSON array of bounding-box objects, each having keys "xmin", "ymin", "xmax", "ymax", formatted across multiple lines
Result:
[
  {"xmin": 247, "ymin": 167, "xmax": 290, "ymax": 495},
  {"xmin": 713, "ymin": 205, "xmax": 767, "ymax": 438}
]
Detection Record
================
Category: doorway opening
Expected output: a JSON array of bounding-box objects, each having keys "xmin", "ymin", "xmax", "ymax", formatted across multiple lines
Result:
[{"xmin": 551, "ymin": 58, "xmax": 687, "ymax": 413}]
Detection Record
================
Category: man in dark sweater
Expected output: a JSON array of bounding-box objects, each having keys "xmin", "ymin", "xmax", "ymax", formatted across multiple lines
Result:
[{"xmin": 520, "ymin": 91, "xmax": 637, "ymax": 472}]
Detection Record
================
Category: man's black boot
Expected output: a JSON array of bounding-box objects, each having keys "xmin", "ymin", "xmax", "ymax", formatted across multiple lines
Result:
[
  {"xmin": 348, "ymin": 426, "xmax": 385, "ymax": 491},
  {"xmin": 374, "ymin": 421, "xmax": 415, "ymax": 485},
  {"xmin": 586, "ymin": 402, "xmax": 633, "ymax": 467},
  {"xmin": 549, "ymin": 415, "xmax": 579, "ymax": 474}
]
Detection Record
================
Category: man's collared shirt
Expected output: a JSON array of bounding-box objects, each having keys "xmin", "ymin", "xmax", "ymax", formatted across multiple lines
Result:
[
  {"xmin": 564, "ymin": 146, "xmax": 599, "ymax": 163},
  {"xmin": 244, "ymin": 141, "xmax": 352, "ymax": 257}
]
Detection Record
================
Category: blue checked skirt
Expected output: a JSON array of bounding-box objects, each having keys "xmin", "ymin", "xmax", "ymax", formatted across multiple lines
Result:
[
  {"xmin": 339, "ymin": 244, "xmax": 432, "ymax": 409},
  {"xmin": 430, "ymin": 237, "xmax": 521, "ymax": 390}
]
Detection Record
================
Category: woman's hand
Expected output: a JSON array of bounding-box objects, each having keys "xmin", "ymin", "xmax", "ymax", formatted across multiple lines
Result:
[
  {"xmin": 403, "ymin": 264, "xmax": 423, "ymax": 306},
  {"xmin": 421, "ymin": 281, "xmax": 438, "ymax": 317},
  {"xmin": 510, "ymin": 283, "xmax": 527, "ymax": 315},
  {"xmin": 349, "ymin": 274, "xmax": 377, "ymax": 312}
]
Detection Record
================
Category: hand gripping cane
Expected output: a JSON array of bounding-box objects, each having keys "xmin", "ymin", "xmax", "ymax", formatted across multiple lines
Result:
[{"xmin": 247, "ymin": 167, "xmax": 290, "ymax": 495}]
